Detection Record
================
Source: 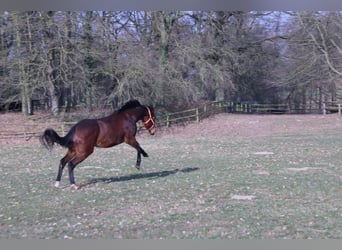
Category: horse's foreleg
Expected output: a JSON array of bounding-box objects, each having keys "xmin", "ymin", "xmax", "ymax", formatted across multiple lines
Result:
[
  {"xmin": 136, "ymin": 151, "xmax": 141, "ymax": 170},
  {"xmin": 125, "ymin": 136, "xmax": 148, "ymax": 169},
  {"xmin": 135, "ymin": 145, "xmax": 149, "ymax": 169},
  {"xmin": 139, "ymin": 146, "xmax": 148, "ymax": 158}
]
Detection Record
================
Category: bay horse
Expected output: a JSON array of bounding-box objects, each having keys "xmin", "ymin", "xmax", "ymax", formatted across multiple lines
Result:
[{"xmin": 40, "ymin": 100, "xmax": 156, "ymax": 190}]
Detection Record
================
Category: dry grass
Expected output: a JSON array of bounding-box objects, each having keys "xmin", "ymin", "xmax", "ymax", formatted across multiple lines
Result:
[{"xmin": 0, "ymin": 113, "xmax": 341, "ymax": 239}]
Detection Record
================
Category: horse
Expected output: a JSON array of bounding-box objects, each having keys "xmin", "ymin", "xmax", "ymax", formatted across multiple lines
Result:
[{"xmin": 40, "ymin": 99, "xmax": 156, "ymax": 190}]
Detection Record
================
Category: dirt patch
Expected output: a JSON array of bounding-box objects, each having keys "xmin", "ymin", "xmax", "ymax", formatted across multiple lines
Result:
[
  {"xmin": 0, "ymin": 111, "xmax": 60, "ymax": 146},
  {"xmin": 1, "ymin": 112, "xmax": 342, "ymax": 146},
  {"xmin": 156, "ymin": 113, "xmax": 342, "ymax": 139}
]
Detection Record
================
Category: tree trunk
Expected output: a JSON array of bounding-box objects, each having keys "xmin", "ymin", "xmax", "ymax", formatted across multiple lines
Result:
[
  {"xmin": 84, "ymin": 11, "xmax": 94, "ymax": 111},
  {"xmin": 42, "ymin": 11, "xmax": 60, "ymax": 116},
  {"xmin": 12, "ymin": 13, "xmax": 32, "ymax": 116},
  {"xmin": 47, "ymin": 63, "xmax": 59, "ymax": 116}
]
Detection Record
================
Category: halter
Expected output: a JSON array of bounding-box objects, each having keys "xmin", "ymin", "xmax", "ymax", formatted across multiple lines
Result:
[{"xmin": 143, "ymin": 106, "xmax": 156, "ymax": 131}]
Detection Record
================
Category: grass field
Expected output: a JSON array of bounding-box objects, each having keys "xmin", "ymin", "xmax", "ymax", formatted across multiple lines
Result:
[{"xmin": 0, "ymin": 114, "xmax": 341, "ymax": 239}]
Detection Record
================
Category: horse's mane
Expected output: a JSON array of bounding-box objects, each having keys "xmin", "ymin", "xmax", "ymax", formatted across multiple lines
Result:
[{"xmin": 118, "ymin": 99, "xmax": 142, "ymax": 113}]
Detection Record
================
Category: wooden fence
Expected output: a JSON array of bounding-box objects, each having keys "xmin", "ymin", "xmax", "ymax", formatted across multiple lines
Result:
[
  {"xmin": 158, "ymin": 101, "xmax": 290, "ymax": 127},
  {"xmin": 158, "ymin": 101, "xmax": 230, "ymax": 127},
  {"xmin": 1, "ymin": 101, "xmax": 342, "ymax": 140},
  {"xmin": 157, "ymin": 101, "xmax": 342, "ymax": 127}
]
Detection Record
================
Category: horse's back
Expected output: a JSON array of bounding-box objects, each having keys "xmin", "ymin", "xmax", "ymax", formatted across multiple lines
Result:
[
  {"xmin": 75, "ymin": 118, "xmax": 99, "ymax": 131},
  {"xmin": 95, "ymin": 113, "xmax": 127, "ymax": 147},
  {"xmin": 72, "ymin": 119, "xmax": 100, "ymax": 145},
  {"xmin": 71, "ymin": 111, "xmax": 135, "ymax": 149}
]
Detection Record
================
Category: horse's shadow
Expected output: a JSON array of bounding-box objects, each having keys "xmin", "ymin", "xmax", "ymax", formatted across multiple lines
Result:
[{"xmin": 79, "ymin": 167, "xmax": 200, "ymax": 188}]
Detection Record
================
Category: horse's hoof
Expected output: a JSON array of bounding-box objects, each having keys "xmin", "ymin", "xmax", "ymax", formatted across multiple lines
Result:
[
  {"xmin": 70, "ymin": 184, "xmax": 79, "ymax": 190},
  {"xmin": 54, "ymin": 181, "xmax": 60, "ymax": 188},
  {"xmin": 135, "ymin": 165, "xmax": 141, "ymax": 170}
]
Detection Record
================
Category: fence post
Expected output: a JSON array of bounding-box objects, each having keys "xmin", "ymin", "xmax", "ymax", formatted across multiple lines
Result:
[
  {"xmin": 196, "ymin": 108, "xmax": 200, "ymax": 123},
  {"xmin": 339, "ymin": 104, "xmax": 341, "ymax": 116},
  {"xmin": 166, "ymin": 114, "xmax": 170, "ymax": 127},
  {"xmin": 323, "ymin": 103, "xmax": 326, "ymax": 115},
  {"xmin": 61, "ymin": 123, "xmax": 65, "ymax": 136}
]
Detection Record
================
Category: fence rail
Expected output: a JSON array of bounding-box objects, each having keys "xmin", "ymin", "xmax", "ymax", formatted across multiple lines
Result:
[
  {"xmin": 158, "ymin": 101, "xmax": 287, "ymax": 127},
  {"xmin": 1, "ymin": 101, "xmax": 342, "ymax": 140},
  {"xmin": 157, "ymin": 101, "xmax": 342, "ymax": 127}
]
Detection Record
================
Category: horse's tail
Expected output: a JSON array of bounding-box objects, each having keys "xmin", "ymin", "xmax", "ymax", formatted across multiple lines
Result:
[{"xmin": 40, "ymin": 127, "xmax": 75, "ymax": 151}]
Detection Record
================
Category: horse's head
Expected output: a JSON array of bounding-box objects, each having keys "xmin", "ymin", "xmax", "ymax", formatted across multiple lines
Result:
[{"xmin": 143, "ymin": 106, "xmax": 156, "ymax": 135}]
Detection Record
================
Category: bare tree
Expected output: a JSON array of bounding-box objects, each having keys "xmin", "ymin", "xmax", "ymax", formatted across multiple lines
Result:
[
  {"xmin": 282, "ymin": 12, "xmax": 342, "ymax": 111},
  {"xmin": 3, "ymin": 11, "xmax": 341, "ymax": 116}
]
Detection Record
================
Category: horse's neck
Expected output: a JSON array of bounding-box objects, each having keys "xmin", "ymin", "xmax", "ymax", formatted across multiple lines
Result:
[
  {"xmin": 114, "ymin": 107, "xmax": 145, "ymax": 123},
  {"xmin": 129, "ymin": 107, "xmax": 145, "ymax": 122}
]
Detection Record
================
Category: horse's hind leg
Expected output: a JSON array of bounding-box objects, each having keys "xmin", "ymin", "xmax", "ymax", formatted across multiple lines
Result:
[
  {"xmin": 67, "ymin": 148, "xmax": 94, "ymax": 190},
  {"xmin": 68, "ymin": 161, "xmax": 77, "ymax": 189},
  {"xmin": 55, "ymin": 149, "xmax": 76, "ymax": 188}
]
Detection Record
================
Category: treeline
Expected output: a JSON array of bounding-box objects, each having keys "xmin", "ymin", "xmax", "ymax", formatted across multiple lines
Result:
[{"xmin": 0, "ymin": 11, "xmax": 342, "ymax": 115}]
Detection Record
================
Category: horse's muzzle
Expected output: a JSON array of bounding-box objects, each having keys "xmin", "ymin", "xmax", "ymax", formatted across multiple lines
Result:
[{"xmin": 148, "ymin": 127, "xmax": 156, "ymax": 135}]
